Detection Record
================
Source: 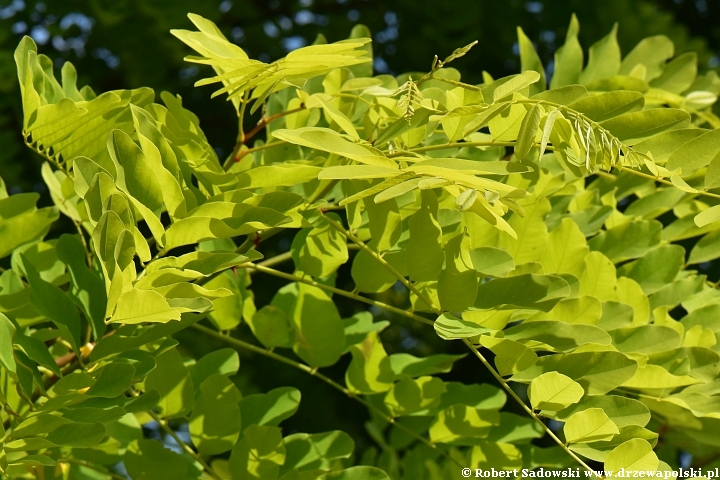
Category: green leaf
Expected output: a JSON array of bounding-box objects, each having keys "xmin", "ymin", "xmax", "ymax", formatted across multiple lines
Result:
[
  {"xmin": 229, "ymin": 425, "xmax": 286, "ymax": 480},
  {"xmin": 273, "ymin": 127, "xmax": 396, "ymax": 168},
  {"xmin": 517, "ymin": 27, "xmax": 546, "ymax": 95},
  {"xmin": 384, "ymin": 376, "xmax": 447, "ymax": 416},
  {"xmin": 528, "ymin": 372, "xmax": 584, "ymax": 411},
  {"xmin": 434, "ymin": 313, "xmax": 492, "ymax": 340},
  {"xmin": 345, "ymin": 331, "xmax": 394, "ymax": 394},
  {"xmin": 650, "ymin": 52, "xmax": 697, "ymax": 94},
  {"xmin": 56, "ymin": 234, "xmax": 107, "ymax": 340},
  {"xmin": 188, "ymin": 348, "xmax": 240, "ymax": 391},
  {"xmin": 292, "ymin": 214, "xmax": 348, "ymax": 278},
  {"xmin": 551, "ymin": 14, "xmax": 583, "ymax": 88},
  {"xmin": 280, "ymin": 431, "xmax": 354, "ymax": 474},
  {"xmin": 491, "ymin": 71, "xmax": 541, "ymax": 102},
  {"xmin": 45, "ymin": 422, "xmax": 107, "ymax": 447},
  {"xmin": 19, "ymin": 254, "xmax": 81, "ymax": 354},
  {"xmin": 469, "ymin": 247, "xmax": 515, "ymax": 277},
  {"xmin": 665, "ymin": 128, "xmax": 720, "ymax": 174},
  {"xmin": 470, "ymin": 441, "xmax": 524, "ymax": 470},
  {"xmin": 694, "ymin": 205, "xmax": 720, "ymax": 228},
  {"xmin": 600, "ymin": 109, "xmax": 691, "ymax": 145},
  {"xmin": 620, "ymin": 35, "xmax": 675, "ymax": 81},
  {"xmin": 407, "ymin": 190, "xmax": 444, "ymax": 282},
  {"xmin": 515, "ymin": 104, "xmax": 542, "ymax": 161},
  {"xmin": 474, "ymin": 274, "xmax": 570, "ymax": 312},
  {"xmin": 438, "ymin": 232, "xmax": 478, "ymax": 311},
  {"xmin": 0, "ymin": 313, "xmax": 16, "ymax": 373},
  {"xmin": 505, "ymin": 320, "xmax": 611, "ymax": 351},
  {"xmin": 568, "ymin": 91, "xmax": 644, "ymax": 122},
  {"xmin": 552, "ymin": 395, "xmax": 651, "ymax": 429},
  {"xmin": 125, "ymin": 439, "xmax": 188, "ymax": 480},
  {"xmin": 248, "ymin": 305, "xmax": 294, "ymax": 349},
  {"xmin": 144, "ymin": 347, "xmax": 194, "ymax": 419},
  {"xmin": 512, "ymin": 351, "xmax": 638, "ymax": 395},
  {"xmin": 480, "ymin": 336, "xmax": 538, "ymax": 376},
  {"xmin": 579, "ymin": 24, "xmax": 621, "ymax": 84},
  {"xmin": 85, "ymin": 362, "xmax": 135, "ymax": 398},
  {"xmin": 429, "ymin": 404, "xmax": 499, "ymax": 444},
  {"xmin": 604, "ymin": 438, "xmax": 659, "ymax": 473},
  {"xmin": 620, "ymin": 244, "xmax": 685, "ymax": 295},
  {"xmin": 189, "ymin": 373, "xmax": 242, "ymax": 455},
  {"xmin": 272, "ymin": 283, "xmax": 345, "ymax": 368},
  {"xmin": 564, "ymin": 408, "xmax": 619, "ymax": 444},
  {"xmin": 388, "ymin": 353, "xmax": 465, "ymax": 379},
  {"xmin": 239, "ymin": 387, "xmax": 301, "ymax": 430},
  {"xmin": 323, "ymin": 467, "xmax": 390, "ymax": 480}
]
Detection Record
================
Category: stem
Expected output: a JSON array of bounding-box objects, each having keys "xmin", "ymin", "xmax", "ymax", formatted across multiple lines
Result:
[
  {"xmin": 462, "ymin": 339, "xmax": 602, "ymax": 478},
  {"xmin": 322, "ymin": 215, "xmax": 442, "ymax": 315},
  {"xmin": 246, "ymin": 263, "xmax": 433, "ymax": 326},
  {"xmin": 616, "ymin": 167, "xmax": 720, "ymax": 200},
  {"xmin": 191, "ymin": 323, "xmax": 461, "ymax": 467},
  {"xmin": 146, "ymin": 409, "xmax": 221, "ymax": 480},
  {"xmin": 233, "ymin": 140, "xmax": 288, "ymax": 164}
]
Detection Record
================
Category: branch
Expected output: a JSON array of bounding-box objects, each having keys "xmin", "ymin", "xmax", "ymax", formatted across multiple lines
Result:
[{"xmin": 190, "ymin": 323, "xmax": 462, "ymax": 468}]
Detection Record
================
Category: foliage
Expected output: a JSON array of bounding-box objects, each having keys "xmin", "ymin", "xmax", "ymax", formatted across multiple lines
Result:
[{"xmin": 2, "ymin": 9, "xmax": 720, "ymax": 480}]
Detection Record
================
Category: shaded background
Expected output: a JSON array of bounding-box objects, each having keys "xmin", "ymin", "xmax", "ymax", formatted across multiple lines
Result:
[{"xmin": 1, "ymin": 0, "xmax": 719, "ymax": 461}]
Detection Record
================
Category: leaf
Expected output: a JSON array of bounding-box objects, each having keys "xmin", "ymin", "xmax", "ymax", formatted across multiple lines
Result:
[
  {"xmin": 0, "ymin": 313, "xmax": 16, "ymax": 373},
  {"xmin": 248, "ymin": 305, "xmax": 294, "ymax": 349},
  {"xmin": 541, "ymin": 218, "xmax": 588, "ymax": 277},
  {"xmin": 665, "ymin": 128, "xmax": 720, "ymax": 174},
  {"xmin": 144, "ymin": 347, "xmax": 194, "ymax": 419},
  {"xmin": 229, "ymin": 425, "xmax": 286, "ymax": 480},
  {"xmin": 512, "ymin": 351, "xmax": 638, "ymax": 395},
  {"xmin": 504, "ymin": 320, "xmax": 611, "ymax": 352},
  {"xmin": 324, "ymin": 467, "xmax": 391, "ymax": 480},
  {"xmin": 19, "ymin": 254, "xmax": 81, "ymax": 354},
  {"xmin": 273, "ymin": 127, "xmax": 396, "ymax": 168},
  {"xmin": 604, "ymin": 438, "xmax": 659, "ymax": 473},
  {"xmin": 56, "ymin": 234, "xmax": 107, "ymax": 340},
  {"xmin": 239, "ymin": 387, "xmax": 301, "ymax": 430},
  {"xmin": 650, "ymin": 52, "xmax": 697, "ymax": 94},
  {"xmin": 280, "ymin": 431, "xmax": 354, "ymax": 474},
  {"xmin": 579, "ymin": 24, "xmax": 621, "ymax": 84},
  {"xmin": 515, "ymin": 104, "xmax": 542, "ymax": 160},
  {"xmin": 407, "ymin": 190, "xmax": 444, "ymax": 282},
  {"xmin": 695, "ymin": 205, "xmax": 720, "ymax": 228},
  {"xmin": 470, "ymin": 441, "xmax": 523, "ymax": 470},
  {"xmin": 468, "ymin": 247, "xmax": 515, "ymax": 277},
  {"xmin": 517, "ymin": 27, "xmax": 546, "ymax": 95},
  {"xmin": 620, "ymin": 244, "xmax": 685, "ymax": 295},
  {"xmin": 291, "ymin": 214, "xmax": 348, "ymax": 278},
  {"xmin": 125, "ymin": 439, "xmax": 188, "ymax": 480},
  {"xmin": 85, "ymin": 362, "xmax": 135, "ymax": 398},
  {"xmin": 551, "ymin": 14, "xmax": 583, "ymax": 88},
  {"xmin": 479, "ymin": 336, "xmax": 538, "ymax": 376},
  {"xmin": 189, "ymin": 374, "xmax": 242, "ymax": 455},
  {"xmin": 474, "ymin": 274, "xmax": 570, "ymax": 312},
  {"xmin": 272, "ymin": 283, "xmax": 345, "ymax": 368},
  {"xmin": 528, "ymin": 372, "xmax": 585, "ymax": 411},
  {"xmin": 564, "ymin": 408, "xmax": 619, "ymax": 444},
  {"xmin": 429, "ymin": 404, "xmax": 499, "ymax": 444},
  {"xmin": 552, "ymin": 395, "xmax": 651, "ymax": 429},
  {"xmin": 600, "ymin": 109, "xmax": 690, "ymax": 145},
  {"xmin": 45, "ymin": 422, "xmax": 106, "ymax": 448},
  {"xmin": 388, "ymin": 353, "xmax": 465, "ymax": 378},
  {"xmin": 434, "ymin": 313, "xmax": 492, "ymax": 340},
  {"xmin": 588, "ymin": 219, "xmax": 662, "ymax": 262},
  {"xmin": 492, "ymin": 71, "xmax": 541, "ymax": 102},
  {"xmin": 568, "ymin": 91, "xmax": 644, "ymax": 122},
  {"xmin": 345, "ymin": 331, "xmax": 394, "ymax": 394},
  {"xmin": 110, "ymin": 288, "xmax": 181, "ymax": 324},
  {"xmin": 438, "ymin": 232, "xmax": 478, "ymax": 312}
]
